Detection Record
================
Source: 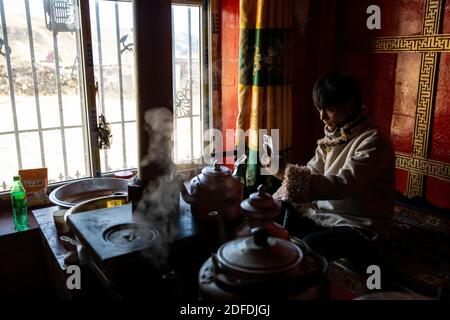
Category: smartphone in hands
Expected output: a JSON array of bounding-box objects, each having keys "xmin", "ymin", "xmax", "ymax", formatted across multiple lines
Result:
[
  {"xmin": 261, "ymin": 133, "xmax": 286, "ymax": 180},
  {"xmin": 261, "ymin": 134, "xmax": 273, "ymax": 167}
]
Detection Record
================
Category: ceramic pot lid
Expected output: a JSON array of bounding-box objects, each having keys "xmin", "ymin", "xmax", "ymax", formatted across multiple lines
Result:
[
  {"xmin": 202, "ymin": 160, "xmax": 231, "ymax": 177},
  {"xmin": 217, "ymin": 228, "xmax": 303, "ymax": 275},
  {"xmin": 240, "ymin": 185, "xmax": 279, "ymax": 217}
]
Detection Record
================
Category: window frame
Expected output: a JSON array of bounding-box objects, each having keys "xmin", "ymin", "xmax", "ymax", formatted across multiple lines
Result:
[
  {"xmin": 0, "ymin": 0, "xmax": 212, "ymax": 200},
  {"xmin": 172, "ymin": 0, "xmax": 210, "ymax": 167}
]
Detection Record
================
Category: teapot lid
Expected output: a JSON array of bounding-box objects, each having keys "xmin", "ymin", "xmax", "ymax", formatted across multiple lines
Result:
[
  {"xmin": 202, "ymin": 160, "xmax": 231, "ymax": 177},
  {"xmin": 240, "ymin": 185, "xmax": 279, "ymax": 218},
  {"xmin": 217, "ymin": 228, "xmax": 302, "ymax": 275}
]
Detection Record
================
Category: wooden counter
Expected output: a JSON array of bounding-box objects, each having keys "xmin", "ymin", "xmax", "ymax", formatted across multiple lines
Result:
[
  {"xmin": 0, "ymin": 208, "xmax": 51, "ymax": 299},
  {"xmin": 32, "ymin": 206, "xmax": 70, "ymax": 271}
]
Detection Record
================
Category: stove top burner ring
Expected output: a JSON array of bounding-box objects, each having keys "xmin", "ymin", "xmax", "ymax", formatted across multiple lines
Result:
[{"xmin": 103, "ymin": 223, "xmax": 159, "ymax": 248}]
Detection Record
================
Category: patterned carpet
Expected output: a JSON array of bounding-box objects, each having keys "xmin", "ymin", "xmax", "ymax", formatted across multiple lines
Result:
[
  {"xmin": 327, "ymin": 202, "xmax": 450, "ymax": 298},
  {"xmin": 384, "ymin": 220, "xmax": 450, "ymax": 297}
]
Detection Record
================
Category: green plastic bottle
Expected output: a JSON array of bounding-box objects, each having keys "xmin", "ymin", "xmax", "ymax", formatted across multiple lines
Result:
[{"xmin": 11, "ymin": 175, "xmax": 29, "ymax": 231}]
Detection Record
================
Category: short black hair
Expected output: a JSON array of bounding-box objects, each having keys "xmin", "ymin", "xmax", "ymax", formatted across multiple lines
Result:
[{"xmin": 312, "ymin": 72, "xmax": 362, "ymax": 110}]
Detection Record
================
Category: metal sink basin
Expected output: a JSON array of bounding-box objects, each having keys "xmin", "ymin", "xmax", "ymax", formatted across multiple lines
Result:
[
  {"xmin": 64, "ymin": 194, "xmax": 129, "ymax": 223},
  {"xmin": 49, "ymin": 177, "xmax": 129, "ymax": 208}
]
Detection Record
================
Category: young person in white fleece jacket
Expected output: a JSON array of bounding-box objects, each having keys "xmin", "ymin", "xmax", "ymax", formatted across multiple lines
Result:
[{"xmin": 269, "ymin": 72, "xmax": 395, "ymax": 264}]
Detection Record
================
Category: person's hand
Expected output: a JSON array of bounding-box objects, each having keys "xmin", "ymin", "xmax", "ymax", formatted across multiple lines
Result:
[
  {"xmin": 261, "ymin": 156, "xmax": 286, "ymax": 180},
  {"xmin": 260, "ymin": 134, "xmax": 288, "ymax": 180}
]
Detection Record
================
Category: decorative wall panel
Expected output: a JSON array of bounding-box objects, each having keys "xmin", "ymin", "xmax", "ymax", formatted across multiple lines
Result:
[{"xmin": 371, "ymin": 0, "xmax": 450, "ymax": 205}]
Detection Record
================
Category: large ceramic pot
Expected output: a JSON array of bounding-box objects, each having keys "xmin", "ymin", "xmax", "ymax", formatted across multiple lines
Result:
[
  {"xmin": 198, "ymin": 228, "xmax": 328, "ymax": 300},
  {"xmin": 180, "ymin": 161, "xmax": 243, "ymax": 225}
]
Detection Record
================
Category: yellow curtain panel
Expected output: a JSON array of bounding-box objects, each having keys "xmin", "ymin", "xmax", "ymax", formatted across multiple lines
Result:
[{"xmin": 236, "ymin": 0, "xmax": 293, "ymax": 191}]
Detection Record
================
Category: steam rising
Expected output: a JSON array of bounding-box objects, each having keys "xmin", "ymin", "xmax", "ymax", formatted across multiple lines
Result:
[{"xmin": 134, "ymin": 107, "xmax": 179, "ymax": 271}]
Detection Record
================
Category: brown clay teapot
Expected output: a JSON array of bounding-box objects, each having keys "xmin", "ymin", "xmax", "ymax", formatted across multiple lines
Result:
[
  {"xmin": 198, "ymin": 227, "xmax": 328, "ymax": 300},
  {"xmin": 180, "ymin": 161, "xmax": 243, "ymax": 225},
  {"xmin": 241, "ymin": 185, "xmax": 280, "ymax": 220},
  {"xmin": 238, "ymin": 184, "xmax": 289, "ymax": 240}
]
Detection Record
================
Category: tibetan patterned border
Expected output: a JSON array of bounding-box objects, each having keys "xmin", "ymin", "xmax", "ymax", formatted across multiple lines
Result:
[
  {"xmin": 407, "ymin": 0, "xmax": 444, "ymax": 198},
  {"xmin": 407, "ymin": 172, "xmax": 425, "ymax": 200},
  {"xmin": 370, "ymin": 35, "xmax": 450, "ymax": 52},
  {"xmin": 394, "ymin": 202, "xmax": 450, "ymax": 235},
  {"xmin": 408, "ymin": 51, "xmax": 439, "ymax": 197},
  {"xmin": 396, "ymin": 153, "xmax": 450, "ymax": 182},
  {"xmin": 327, "ymin": 262, "xmax": 370, "ymax": 297},
  {"xmin": 413, "ymin": 52, "xmax": 438, "ymax": 158},
  {"xmin": 423, "ymin": 0, "xmax": 442, "ymax": 35}
]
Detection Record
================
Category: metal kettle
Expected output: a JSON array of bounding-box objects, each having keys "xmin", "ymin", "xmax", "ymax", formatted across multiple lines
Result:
[{"xmin": 179, "ymin": 161, "xmax": 243, "ymax": 225}]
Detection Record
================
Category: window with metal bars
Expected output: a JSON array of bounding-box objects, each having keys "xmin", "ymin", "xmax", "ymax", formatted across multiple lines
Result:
[{"xmin": 0, "ymin": 0, "xmax": 210, "ymax": 192}]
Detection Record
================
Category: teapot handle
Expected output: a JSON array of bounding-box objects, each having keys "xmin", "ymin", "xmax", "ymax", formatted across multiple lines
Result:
[{"xmin": 177, "ymin": 176, "xmax": 194, "ymax": 204}]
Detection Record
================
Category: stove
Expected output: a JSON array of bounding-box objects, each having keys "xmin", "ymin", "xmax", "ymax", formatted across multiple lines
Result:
[
  {"xmin": 67, "ymin": 204, "xmax": 160, "ymax": 269},
  {"xmin": 103, "ymin": 223, "xmax": 158, "ymax": 248},
  {"xmin": 65, "ymin": 199, "xmax": 208, "ymax": 299},
  {"xmin": 67, "ymin": 199, "xmax": 201, "ymax": 262}
]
